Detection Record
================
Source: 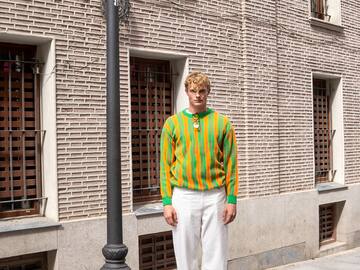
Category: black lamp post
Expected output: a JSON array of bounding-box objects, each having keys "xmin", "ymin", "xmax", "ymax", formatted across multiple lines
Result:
[{"xmin": 101, "ymin": 0, "xmax": 130, "ymax": 269}]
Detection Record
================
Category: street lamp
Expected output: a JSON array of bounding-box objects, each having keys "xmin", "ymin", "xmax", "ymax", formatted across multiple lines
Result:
[{"xmin": 101, "ymin": 0, "xmax": 130, "ymax": 269}]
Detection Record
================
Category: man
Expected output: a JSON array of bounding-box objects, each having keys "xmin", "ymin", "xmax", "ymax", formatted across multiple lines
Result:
[{"xmin": 160, "ymin": 71, "xmax": 238, "ymax": 270}]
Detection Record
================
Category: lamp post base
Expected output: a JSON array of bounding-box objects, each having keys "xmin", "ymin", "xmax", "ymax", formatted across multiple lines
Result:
[{"xmin": 101, "ymin": 244, "xmax": 130, "ymax": 270}]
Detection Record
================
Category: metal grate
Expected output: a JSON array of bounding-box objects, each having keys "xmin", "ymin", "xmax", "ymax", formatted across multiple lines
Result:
[
  {"xmin": 319, "ymin": 204, "xmax": 336, "ymax": 245},
  {"xmin": 0, "ymin": 43, "xmax": 42, "ymax": 218},
  {"xmin": 313, "ymin": 78, "xmax": 331, "ymax": 184},
  {"xmin": 130, "ymin": 57, "xmax": 173, "ymax": 203},
  {"xmin": 0, "ymin": 252, "xmax": 47, "ymax": 270},
  {"xmin": 139, "ymin": 231, "xmax": 176, "ymax": 270}
]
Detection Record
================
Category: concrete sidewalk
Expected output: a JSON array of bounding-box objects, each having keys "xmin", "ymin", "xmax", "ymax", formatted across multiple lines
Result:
[{"xmin": 268, "ymin": 247, "xmax": 360, "ymax": 270}]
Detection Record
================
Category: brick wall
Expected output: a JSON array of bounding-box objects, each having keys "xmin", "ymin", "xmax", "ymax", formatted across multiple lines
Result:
[
  {"xmin": 340, "ymin": 0, "xmax": 360, "ymax": 184},
  {"xmin": 0, "ymin": 0, "xmax": 110, "ymax": 220},
  {"xmin": 119, "ymin": 0, "xmax": 245, "ymax": 200},
  {"xmin": 0, "ymin": 0, "xmax": 359, "ymax": 221},
  {"xmin": 0, "ymin": 0, "xmax": 244, "ymax": 220},
  {"xmin": 275, "ymin": 0, "xmax": 360, "ymax": 187},
  {"xmin": 242, "ymin": 0, "xmax": 360, "ymax": 194}
]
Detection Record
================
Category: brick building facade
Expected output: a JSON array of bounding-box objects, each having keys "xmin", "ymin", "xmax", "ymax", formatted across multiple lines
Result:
[{"xmin": 0, "ymin": 0, "xmax": 359, "ymax": 269}]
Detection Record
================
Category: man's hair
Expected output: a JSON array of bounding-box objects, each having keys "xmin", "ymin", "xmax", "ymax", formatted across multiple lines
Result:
[{"xmin": 184, "ymin": 71, "xmax": 211, "ymax": 92}]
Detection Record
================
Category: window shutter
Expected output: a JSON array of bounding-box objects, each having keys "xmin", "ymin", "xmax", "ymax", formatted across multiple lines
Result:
[
  {"xmin": 313, "ymin": 79, "xmax": 331, "ymax": 184},
  {"xmin": 139, "ymin": 231, "xmax": 176, "ymax": 270},
  {"xmin": 0, "ymin": 252, "xmax": 47, "ymax": 270},
  {"xmin": 0, "ymin": 43, "xmax": 41, "ymax": 218},
  {"xmin": 319, "ymin": 204, "xmax": 336, "ymax": 245},
  {"xmin": 130, "ymin": 58, "xmax": 173, "ymax": 203}
]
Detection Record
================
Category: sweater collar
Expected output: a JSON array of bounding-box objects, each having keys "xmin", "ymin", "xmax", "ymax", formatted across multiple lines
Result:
[{"xmin": 182, "ymin": 108, "xmax": 213, "ymax": 118}]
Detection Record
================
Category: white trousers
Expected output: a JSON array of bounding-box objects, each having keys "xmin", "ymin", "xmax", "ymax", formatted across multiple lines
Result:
[{"xmin": 172, "ymin": 187, "xmax": 228, "ymax": 270}]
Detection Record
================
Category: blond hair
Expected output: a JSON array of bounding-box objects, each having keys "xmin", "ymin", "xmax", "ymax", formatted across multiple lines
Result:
[{"xmin": 184, "ymin": 71, "xmax": 211, "ymax": 92}]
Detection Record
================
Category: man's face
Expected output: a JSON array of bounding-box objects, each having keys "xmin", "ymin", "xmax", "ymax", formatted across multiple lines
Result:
[{"xmin": 186, "ymin": 82, "xmax": 210, "ymax": 110}]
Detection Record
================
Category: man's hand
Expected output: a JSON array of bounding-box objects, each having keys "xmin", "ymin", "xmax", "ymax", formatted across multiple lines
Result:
[
  {"xmin": 164, "ymin": 205, "xmax": 178, "ymax": 226},
  {"xmin": 223, "ymin": 203, "xmax": 236, "ymax": 225}
]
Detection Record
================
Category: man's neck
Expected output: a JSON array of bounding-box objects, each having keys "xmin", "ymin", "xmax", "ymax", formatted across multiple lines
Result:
[{"xmin": 187, "ymin": 106, "xmax": 207, "ymax": 114}]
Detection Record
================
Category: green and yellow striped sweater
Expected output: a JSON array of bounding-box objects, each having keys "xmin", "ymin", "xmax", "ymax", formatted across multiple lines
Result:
[{"xmin": 160, "ymin": 108, "xmax": 238, "ymax": 205}]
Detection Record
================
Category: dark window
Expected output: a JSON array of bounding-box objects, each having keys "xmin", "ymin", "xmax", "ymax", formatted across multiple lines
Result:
[
  {"xmin": 311, "ymin": 0, "xmax": 329, "ymax": 20},
  {"xmin": 139, "ymin": 231, "xmax": 176, "ymax": 270},
  {"xmin": 313, "ymin": 78, "xmax": 331, "ymax": 184},
  {"xmin": 0, "ymin": 43, "xmax": 42, "ymax": 218},
  {"xmin": 130, "ymin": 57, "xmax": 173, "ymax": 203},
  {"xmin": 0, "ymin": 252, "xmax": 47, "ymax": 270},
  {"xmin": 319, "ymin": 204, "xmax": 336, "ymax": 245}
]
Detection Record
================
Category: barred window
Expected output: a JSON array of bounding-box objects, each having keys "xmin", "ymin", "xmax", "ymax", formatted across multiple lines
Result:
[
  {"xmin": 313, "ymin": 78, "xmax": 331, "ymax": 184},
  {"xmin": 311, "ymin": 0, "xmax": 327, "ymax": 20},
  {"xmin": 319, "ymin": 204, "xmax": 336, "ymax": 245},
  {"xmin": 0, "ymin": 43, "xmax": 42, "ymax": 218},
  {"xmin": 139, "ymin": 231, "xmax": 176, "ymax": 270},
  {"xmin": 130, "ymin": 57, "xmax": 173, "ymax": 203},
  {"xmin": 0, "ymin": 252, "xmax": 47, "ymax": 270},
  {"xmin": 310, "ymin": 0, "xmax": 341, "ymax": 24}
]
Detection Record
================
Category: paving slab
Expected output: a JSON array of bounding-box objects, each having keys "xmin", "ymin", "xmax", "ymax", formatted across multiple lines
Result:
[{"xmin": 268, "ymin": 247, "xmax": 360, "ymax": 270}]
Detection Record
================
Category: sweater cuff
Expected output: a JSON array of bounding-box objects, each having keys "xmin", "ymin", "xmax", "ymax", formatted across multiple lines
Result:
[
  {"xmin": 162, "ymin": 197, "xmax": 172, "ymax": 206},
  {"xmin": 227, "ymin": 195, "xmax": 237, "ymax": 204}
]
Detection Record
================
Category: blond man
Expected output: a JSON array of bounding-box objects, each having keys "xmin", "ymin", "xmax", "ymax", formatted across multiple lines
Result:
[{"xmin": 160, "ymin": 72, "xmax": 238, "ymax": 270}]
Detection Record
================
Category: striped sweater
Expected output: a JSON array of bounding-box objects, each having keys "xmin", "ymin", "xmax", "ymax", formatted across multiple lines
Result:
[{"xmin": 160, "ymin": 108, "xmax": 238, "ymax": 205}]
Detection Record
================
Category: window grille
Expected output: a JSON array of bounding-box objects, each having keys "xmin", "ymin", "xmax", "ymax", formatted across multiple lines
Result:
[
  {"xmin": 130, "ymin": 57, "xmax": 173, "ymax": 203},
  {"xmin": 0, "ymin": 252, "xmax": 47, "ymax": 270},
  {"xmin": 319, "ymin": 204, "xmax": 336, "ymax": 245},
  {"xmin": 0, "ymin": 43, "xmax": 42, "ymax": 218},
  {"xmin": 313, "ymin": 78, "xmax": 331, "ymax": 184},
  {"xmin": 139, "ymin": 231, "xmax": 176, "ymax": 270}
]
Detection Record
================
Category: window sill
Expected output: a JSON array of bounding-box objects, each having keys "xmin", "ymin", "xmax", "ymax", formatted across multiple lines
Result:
[
  {"xmin": 316, "ymin": 182, "xmax": 348, "ymax": 193},
  {"xmin": 134, "ymin": 202, "xmax": 163, "ymax": 217},
  {"xmin": 309, "ymin": 17, "xmax": 344, "ymax": 33},
  {"xmin": 0, "ymin": 216, "xmax": 61, "ymax": 234}
]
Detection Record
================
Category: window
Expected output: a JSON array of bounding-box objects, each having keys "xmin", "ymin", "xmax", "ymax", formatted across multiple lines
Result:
[
  {"xmin": 0, "ymin": 252, "xmax": 47, "ymax": 270},
  {"xmin": 313, "ymin": 79, "xmax": 331, "ymax": 184},
  {"xmin": 0, "ymin": 43, "xmax": 42, "ymax": 218},
  {"xmin": 130, "ymin": 57, "xmax": 173, "ymax": 203},
  {"xmin": 311, "ymin": 0, "xmax": 329, "ymax": 20},
  {"xmin": 319, "ymin": 203, "xmax": 336, "ymax": 245},
  {"xmin": 319, "ymin": 201, "xmax": 344, "ymax": 247},
  {"xmin": 313, "ymin": 75, "xmax": 343, "ymax": 185},
  {"xmin": 139, "ymin": 231, "xmax": 176, "ymax": 270},
  {"xmin": 310, "ymin": 0, "xmax": 341, "ymax": 25}
]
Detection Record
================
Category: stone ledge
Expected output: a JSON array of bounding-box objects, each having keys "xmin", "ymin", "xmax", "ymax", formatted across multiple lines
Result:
[
  {"xmin": 309, "ymin": 17, "xmax": 344, "ymax": 33},
  {"xmin": 134, "ymin": 203, "xmax": 163, "ymax": 217},
  {"xmin": 0, "ymin": 216, "xmax": 61, "ymax": 234},
  {"xmin": 317, "ymin": 182, "xmax": 348, "ymax": 193}
]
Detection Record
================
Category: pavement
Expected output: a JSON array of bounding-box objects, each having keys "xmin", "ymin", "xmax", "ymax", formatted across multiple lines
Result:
[{"xmin": 268, "ymin": 247, "xmax": 360, "ymax": 270}]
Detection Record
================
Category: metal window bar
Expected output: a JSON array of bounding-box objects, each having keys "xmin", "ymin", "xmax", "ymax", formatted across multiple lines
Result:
[
  {"xmin": 7, "ymin": 59, "xmax": 14, "ymax": 210},
  {"xmin": 313, "ymin": 79, "xmax": 331, "ymax": 184},
  {"xmin": 130, "ymin": 58, "xmax": 174, "ymax": 203},
  {"xmin": 0, "ymin": 46, "xmax": 43, "ymax": 218},
  {"xmin": 139, "ymin": 231, "xmax": 176, "ymax": 270},
  {"xmin": 146, "ymin": 66, "xmax": 151, "ymax": 191}
]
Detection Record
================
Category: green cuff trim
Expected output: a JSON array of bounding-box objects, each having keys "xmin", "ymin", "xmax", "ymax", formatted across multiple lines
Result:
[
  {"xmin": 227, "ymin": 195, "xmax": 237, "ymax": 204},
  {"xmin": 162, "ymin": 197, "xmax": 172, "ymax": 206}
]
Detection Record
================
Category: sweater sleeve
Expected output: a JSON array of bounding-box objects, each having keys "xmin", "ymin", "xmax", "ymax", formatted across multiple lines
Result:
[
  {"xmin": 223, "ymin": 119, "xmax": 239, "ymax": 204},
  {"xmin": 160, "ymin": 119, "xmax": 175, "ymax": 205}
]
